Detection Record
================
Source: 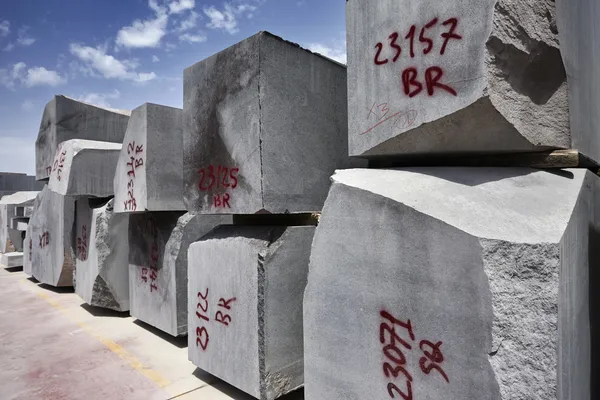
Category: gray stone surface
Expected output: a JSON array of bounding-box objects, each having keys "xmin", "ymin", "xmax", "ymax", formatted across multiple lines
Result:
[
  {"xmin": 188, "ymin": 225, "xmax": 314, "ymax": 399},
  {"xmin": 128, "ymin": 212, "xmax": 184, "ymax": 334},
  {"xmin": 130, "ymin": 213, "xmax": 230, "ymax": 335},
  {"xmin": 29, "ymin": 186, "xmax": 75, "ymax": 287},
  {"xmin": 36, "ymin": 95, "xmax": 130, "ymax": 180},
  {"xmin": 347, "ymin": 0, "xmax": 571, "ymax": 159},
  {"xmin": 15, "ymin": 206, "xmax": 33, "ymax": 217},
  {"xmin": 0, "ymin": 173, "xmax": 43, "ymax": 194},
  {"xmin": 75, "ymin": 198, "xmax": 130, "ymax": 311},
  {"xmin": 557, "ymin": 0, "xmax": 600, "ymax": 165},
  {"xmin": 114, "ymin": 103, "xmax": 184, "ymax": 213},
  {"xmin": 183, "ymin": 31, "xmax": 364, "ymax": 215},
  {"xmin": 11, "ymin": 217, "xmax": 29, "ymax": 230},
  {"xmin": 1, "ymin": 252, "xmax": 23, "ymax": 267},
  {"xmin": 304, "ymin": 168, "xmax": 599, "ymax": 400},
  {"xmin": 22, "ymin": 192, "xmax": 42, "ymax": 276},
  {"xmin": 48, "ymin": 139, "xmax": 122, "ymax": 197}
]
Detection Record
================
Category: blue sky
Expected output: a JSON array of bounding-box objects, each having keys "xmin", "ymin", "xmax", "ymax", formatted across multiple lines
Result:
[{"xmin": 0, "ymin": 0, "xmax": 346, "ymax": 175}]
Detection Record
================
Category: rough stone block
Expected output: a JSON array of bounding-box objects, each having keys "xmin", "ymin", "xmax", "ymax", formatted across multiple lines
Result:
[
  {"xmin": 114, "ymin": 103, "xmax": 184, "ymax": 213},
  {"xmin": 11, "ymin": 217, "xmax": 29, "ymax": 231},
  {"xmin": 557, "ymin": 0, "xmax": 600, "ymax": 165},
  {"xmin": 304, "ymin": 168, "xmax": 599, "ymax": 400},
  {"xmin": 48, "ymin": 139, "xmax": 122, "ymax": 197},
  {"xmin": 347, "ymin": 0, "xmax": 572, "ymax": 159},
  {"xmin": 183, "ymin": 31, "xmax": 363, "ymax": 215},
  {"xmin": 1, "ymin": 252, "xmax": 23, "ymax": 267},
  {"xmin": 75, "ymin": 198, "xmax": 130, "ymax": 311},
  {"xmin": 36, "ymin": 95, "xmax": 130, "ymax": 180},
  {"xmin": 0, "ymin": 192, "xmax": 38, "ymax": 253},
  {"xmin": 188, "ymin": 225, "xmax": 314, "ymax": 399},
  {"xmin": 15, "ymin": 206, "xmax": 33, "ymax": 217},
  {"xmin": 30, "ymin": 186, "xmax": 75, "ymax": 286},
  {"xmin": 22, "ymin": 192, "xmax": 42, "ymax": 276}
]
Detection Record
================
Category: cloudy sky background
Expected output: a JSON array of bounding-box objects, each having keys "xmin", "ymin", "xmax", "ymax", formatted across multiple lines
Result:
[{"xmin": 0, "ymin": 0, "xmax": 346, "ymax": 175}]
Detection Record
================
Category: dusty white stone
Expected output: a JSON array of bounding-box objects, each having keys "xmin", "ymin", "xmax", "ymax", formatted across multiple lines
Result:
[
  {"xmin": 113, "ymin": 103, "xmax": 184, "ymax": 213},
  {"xmin": 347, "ymin": 0, "xmax": 570, "ymax": 159},
  {"xmin": 75, "ymin": 199, "xmax": 129, "ymax": 311},
  {"xmin": 36, "ymin": 95, "xmax": 130, "ymax": 180},
  {"xmin": 1, "ymin": 252, "xmax": 23, "ymax": 267},
  {"xmin": 305, "ymin": 168, "xmax": 599, "ymax": 400},
  {"xmin": 30, "ymin": 186, "xmax": 75, "ymax": 287},
  {"xmin": 47, "ymin": 139, "xmax": 122, "ymax": 197},
  {"xmin": 0, "ymin": 192, "xmax": 38, "ymax": 253},
  {"xmin": 188, "ymin": 225, "xmax": 314, "ymax": 399}
]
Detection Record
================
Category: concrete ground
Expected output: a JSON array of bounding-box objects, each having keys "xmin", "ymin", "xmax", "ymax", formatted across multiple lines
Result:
[{"xmin": 0, "ymin": 266, "xmax": 304, "ymax": 400}]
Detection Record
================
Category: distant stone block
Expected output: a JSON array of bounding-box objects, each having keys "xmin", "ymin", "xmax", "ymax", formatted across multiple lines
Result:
[
  {"xmin": 114, "ymin": 103, "xmax": 184, "ymax": 213},
  {"xmin": 347, "ymin": 0, "xmax": 571, "ymax": 159},
  {"xmin": 0, "ymin": 192, "xmax": 38, "ymax": 253},
  {"xmin": 183, "ymin": 31, "xmax": 363, "ymax": 215},
  {"xmin": 36, "ymin": 95, "xmax": 130, "ymax": 180},
  {"xmin": 188, "ymin": 225, "xmax": 314, "ymax": 399},
  {"xmin": 1, "ymin": 252, "xmax": 23, "ymax": 267},
  {"xmin": 22, "ymin": 193, "xmax": 42, "ymax": 276},
  {"xmin": 75, "ymin": 199, "xmax": 129, "ymax": 311},
  {"xmin": 15, "ymin": 205, "xmax": 33, "ymax": 217},
  {"xmin": 30, "ymin": 186, "xmax": 75, "ymax": 286},
  {"xmin": 304, "ymin": 168, "xmax": 599, "ymax": 400},
  {"xmin": 47, "ymin": 139, "xmax": 122, "ymax": 197}
]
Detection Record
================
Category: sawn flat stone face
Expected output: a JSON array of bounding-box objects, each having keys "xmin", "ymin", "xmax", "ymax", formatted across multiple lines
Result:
[
  {"xmin": 113, "ymin": 103, "xmax": 184, "ymax": 213},
  {"xmin": 75, "ymin": 199, "xmax": 130, "ymax": 311},
  {"xmin": 48, "ymin": 140, "xmax": 122, "ymax": 197},
  {"xmin": 1, "ymin": 252, "xmax": 23, "ymax": 267},
  {"xmin": 183, "ymin": 31, "xmax": 363, "ymax": 215},
  {"xmin": 304, "ymin": 168, "xmax": 599, "ymax": 400},
  {"xmin": 188, "ymin": 225, "xmax": 314, "ymax": 400},
  {"xmin": 29, "ymin": 186, "xmax": 75, "ymax": 287},
  {"xmin": 347, "ymin": 0, "xmax": 571, "ymax": 159},
  {"xmin": 36, "ymin": 95, "xmax": 130, "ymax": 180}
]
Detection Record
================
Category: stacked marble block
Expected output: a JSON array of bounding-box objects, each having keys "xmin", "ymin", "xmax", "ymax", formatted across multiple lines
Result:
[
  {"xmin": 111, "ymin": 102, "xmax": 229, "ymax": 331},
  {"xmin": 184, "ymin": 31, "xmax": 363, "ymax": 400},
  {"xmin": 28, "ymin": 96, "xmax": 129, "ymax": 288},
  {"xmin": 0, "ymin": 191, "xmax": 38, "ymax": 256},
  {"xmin": 304, "ymin": 1, "xmax": 600, "ymax": 400}
]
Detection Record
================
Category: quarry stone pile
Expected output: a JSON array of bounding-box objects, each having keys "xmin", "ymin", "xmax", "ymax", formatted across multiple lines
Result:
[
  {"xmin": 36, "ymin": 95, "xmax": 130, "ymax": 180},
  {"xmin": 47, "ymin": 139, "xmax": 122, "ymax": 197},
  {"xmin": 0, "ymin": 192, "xmax": 39, "ymax": 253},
  {"xmin": 29, "ymin": 186, "xmax": 75, "ymax": 287},
  {"xmin": 188, "ymin": 225, "xmax": 314, "ymax": 400},
  {"xmin": 304, "ymin": 168, "xmax": 598, "ymax": 400},
  {"xmin": 183, "ymin": 31, "xmax": 363, "ymax": 215},
  {"xmin": 346, "ymin": 0, "xmax": 573, "ymax": 159},
  {"xmin": 1, "ymin": 252, "xmax": 23, "ymax": 268},
  {"xmin": 113, "ymin": 103, "xmax": 184, "ymax": 213},
  {"xmin": 75, "ymin": 199, "xmax": 130, "ymax": 311}
]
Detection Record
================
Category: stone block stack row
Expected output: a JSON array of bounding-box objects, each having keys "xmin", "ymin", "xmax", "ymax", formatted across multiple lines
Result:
[{"xmin": 303, "ymin": 1, "xmax": 600, "ymax": 400}]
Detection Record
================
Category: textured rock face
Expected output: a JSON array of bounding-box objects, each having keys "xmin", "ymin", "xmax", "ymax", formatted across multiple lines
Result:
[
  {"xmin": 1, "ymin": 252, "xmax": 23, "ymax": 267},
  {"xmin": 347, "ymin": 0, "xmax": 570, "ymax": 158},
  {"xmin": 47, "ymin": 140, "xmax": 122, "ymax": 197},
  {"xmin": 304, "ymin": 168, "xmax": 599, "ymax": 400},
  {"xmin": 75, "ymin": 199, "xmax": 129, "ymax": 311},
  {"xmin": 0, "ymin": 192, "xmax": 39, "ymax": 253},
  {"xmin": 183, "ymin": 31, "xmax": 363, "ymax": 215},
  {"xmin": 29, "ymin": 186, "xmax": 75, "ymax": 287},
  {"xmin": 557, "ymin": 0, "xmax": 600, "ymax": 165},
  {"xmin": 113, "ymin": 103, "xmax": 184, "ymax": 213},
  {"xmin": 188, "ymin": 225, "xmax": 314, "ymax": 400},
  {"xmin": 22, "ymin": 192, "xmax": 42, "ymax": 276},
  {"xmin": 36, "ymin": 95, "xmax": 130, "ymax": 180}
]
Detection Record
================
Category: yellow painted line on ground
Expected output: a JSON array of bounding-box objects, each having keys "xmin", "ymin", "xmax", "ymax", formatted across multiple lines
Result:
[{"xmin": 19, "ymin": 279, "xmax": 171, "ymax": 389}]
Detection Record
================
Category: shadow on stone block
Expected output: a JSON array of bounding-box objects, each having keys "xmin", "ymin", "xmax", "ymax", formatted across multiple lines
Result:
[
  {"xmin": 37, "ymin": 283, "xmax": 74, "ymax": 294},
  {"xmin": 132, "ymin": 319, "xmax": 187, "ymax": 349},
  {"xmin": 80, "ymin": 303, "xmax": 130, "ymax": 319}
]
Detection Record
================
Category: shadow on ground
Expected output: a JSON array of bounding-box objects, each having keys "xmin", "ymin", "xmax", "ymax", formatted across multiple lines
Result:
[
  {"xmin": 5, "ymin": 266, "xmax": 23, "ymax": 273},
  {"xmin": 37, "ymin": 283, "xmax": 74, "ymax": 294},
  {"xmin": 133, "ymin": 319, "xmax": 187, "ymax": 349},
  {"xmin": 80, "ymin": 303, "xmax": 130, "ymax": 318}
]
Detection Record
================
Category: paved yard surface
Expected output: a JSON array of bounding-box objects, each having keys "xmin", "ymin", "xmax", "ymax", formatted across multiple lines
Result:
[{"xmin": 0, "ymin": 266, "xmax": 304, "ymax": 400}]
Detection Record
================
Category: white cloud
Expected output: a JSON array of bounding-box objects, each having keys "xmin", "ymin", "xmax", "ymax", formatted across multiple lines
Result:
[
  {"xmin": 24, "ymin": 67, "xmax": 66, "ymax": 87},
  {"xmin": 0, "ymin": 62, "xmax": 66, "ymax": 89},
  {"xmin": 179, "ymin": 33, "xmax": 207, "ymax": 43},
  {"xmin": 169, "ymin": 0, "xmax": 195, "ymax": 14},
  {"xmin": 78, "ymin": 89, "xmax": 121, "ymax": 108},
  {"xmin": 21, "ymin": 100, "xmax": 34, "ymax": 111},
  {"xmin": 116, "ymin": 13, "xmax": 168, "ymax": 49},
  {"xmin": 2, "ymin": 43, "xmax": 14, "ymax": 52},
  {"xmin": 70, "ymin": 43, "xmax": 157, "ymax": 82},
  {"xmin": 203, "ymin": 3, "xmax": 259, "ymax": 35},
  {"xmin": 176, "ymin": 10, "xmax": 199, "ymax": 32},
  {"xmin": 16, "ymin": 26, "xmax": 35, "ymax": 46},
  {"xmin": 0, "ymin": 20, "xmax": 9, "ymax": 37},
  {"xmin": 307, "ymin": 43, "xmax": 347, "ymax": 64},
  {"xmin": 152, "ymin": 55, "xmax": 160, "ymax": 62}
]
